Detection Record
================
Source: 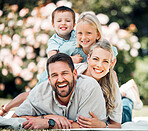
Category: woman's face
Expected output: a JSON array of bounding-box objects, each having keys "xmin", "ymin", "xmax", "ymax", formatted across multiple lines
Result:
[
  {"xmin": 87, "ymin": 47, "xmax": 112, "ymax": 81},
  {"xmin": 76, "ymin": 21, "xmax": 100, "ymax": 48}
]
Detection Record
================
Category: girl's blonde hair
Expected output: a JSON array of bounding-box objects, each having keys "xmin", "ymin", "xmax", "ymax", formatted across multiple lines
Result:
[
  {"xmin": 89, "ymin": 39, "xmax": 116, "ymax": 114},
  {"xmin": 76, "ymin": 12, "xmax": 103, "ymax": 47}
]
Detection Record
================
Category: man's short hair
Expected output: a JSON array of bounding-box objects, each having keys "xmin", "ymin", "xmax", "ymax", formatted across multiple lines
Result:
[
  {"xmin": 52, "ymin": 6, "xmax": 75, "ymax": 25},
  {"xmin": 46, "ymin": 53, "xmax": 75, "ymax": 76}
]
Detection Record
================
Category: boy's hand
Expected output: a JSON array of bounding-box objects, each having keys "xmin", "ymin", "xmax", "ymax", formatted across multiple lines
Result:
[{"xmin": 71, "ymin": 54, "xmax": 83, "ymax": 63}]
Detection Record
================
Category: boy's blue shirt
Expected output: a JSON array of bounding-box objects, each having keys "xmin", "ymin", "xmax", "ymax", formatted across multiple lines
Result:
[{"xmin": 46, "ymin": 30, "xmax": 77, "ymax": 56}]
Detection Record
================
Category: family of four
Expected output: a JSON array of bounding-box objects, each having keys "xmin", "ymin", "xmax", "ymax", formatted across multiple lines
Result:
[{"xmin": 0, "ymin": 6, "xmax": 143, "ymax": 129}]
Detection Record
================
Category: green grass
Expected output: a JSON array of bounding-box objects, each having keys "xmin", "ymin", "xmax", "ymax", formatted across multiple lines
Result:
[{"xmin": 0, "ymin": 98, "xmax": 148, "ymax": 117}]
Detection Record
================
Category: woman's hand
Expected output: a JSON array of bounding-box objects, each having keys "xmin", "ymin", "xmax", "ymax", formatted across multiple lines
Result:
[{"xmin": 78, "ymin": 111, "xmax": 106, "ymax": 128}]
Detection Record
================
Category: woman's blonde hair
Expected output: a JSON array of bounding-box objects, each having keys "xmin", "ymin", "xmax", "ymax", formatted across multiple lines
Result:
[
  {"xmin": 76, "ymin": 12, "xmax": 103, "ymax": 47},
  {"xmin": 89, "ymin": 39, "xmax": 116, "ymax": 114}
]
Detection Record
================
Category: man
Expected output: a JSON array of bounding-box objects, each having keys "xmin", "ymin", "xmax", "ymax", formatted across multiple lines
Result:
[{"xmin": 12, "ymin": 53, "xmax": 106, "ymax": 129}]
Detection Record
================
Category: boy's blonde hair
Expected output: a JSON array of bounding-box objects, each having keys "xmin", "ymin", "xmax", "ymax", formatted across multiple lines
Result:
[
  {"xmin": 89, "ymin": 39, "xmax": 116, "ymax": 114},
  {"xmin": 52, "ymin": 6, "xmax": 75, "ymax": 25},
  {"xmin": 77, "ymin": 12, "xmax": 103, "ymax": 47}
]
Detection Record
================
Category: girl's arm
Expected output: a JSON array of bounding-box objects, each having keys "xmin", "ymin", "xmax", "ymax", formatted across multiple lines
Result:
[{"xmin": 0, "ymin": 92, "xmax": 29, "ymax": 116}]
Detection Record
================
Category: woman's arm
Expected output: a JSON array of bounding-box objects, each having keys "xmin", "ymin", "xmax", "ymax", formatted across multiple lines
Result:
[{"xmin": 78, "ymin": 111, "xmax": 121, "ymax": 128}]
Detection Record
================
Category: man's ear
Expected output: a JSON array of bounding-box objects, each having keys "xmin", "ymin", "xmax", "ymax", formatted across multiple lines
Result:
[
  {"xmin": 48, "ymin": 76, "xmax": 51, "ymax": 84},
  {"xmin": 73, "ymin": 69, "xmax": 77, "ymax": 80}
]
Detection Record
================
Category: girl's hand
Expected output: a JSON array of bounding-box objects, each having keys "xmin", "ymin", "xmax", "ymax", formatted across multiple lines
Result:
[
  {"xmin": 71, "ymin": 54, "xmax": 83, "ymax": 63},
  {"xmin": 78, "ymin": 111, "xmax": 106, "ymax": 128}
]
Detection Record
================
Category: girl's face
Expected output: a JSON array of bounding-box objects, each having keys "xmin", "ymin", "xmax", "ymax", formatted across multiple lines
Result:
[
  {"xmin": 87, "ymin": 47, "xmax": 112, "ymax": 81},
  {"xmin": 53, "ymin": 11, "xmax": 75, "ymax": 40},
  {"xmin": 76, "ymin": 21, "xmax": 100, "ymax": 48}
]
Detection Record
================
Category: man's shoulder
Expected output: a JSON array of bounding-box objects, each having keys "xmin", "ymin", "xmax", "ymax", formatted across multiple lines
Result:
[
  {"xmin": 29, "ymin": 80, "xmax": 52, "ymax": 98},
  {"xmin": 76, "ymin": 74, "xmax": 99, "ymax": 90}
]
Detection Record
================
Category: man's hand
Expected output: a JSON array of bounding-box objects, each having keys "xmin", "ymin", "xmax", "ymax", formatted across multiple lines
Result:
[
  {"xmin": 23, "ymin": 117, "xmax": 49, "ymax": 129},
  {"xmin": 45, "ymin": 114, "xmax": 73, "ymax": 129}
]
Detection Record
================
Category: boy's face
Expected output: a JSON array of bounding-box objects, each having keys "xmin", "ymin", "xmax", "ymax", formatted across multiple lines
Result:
[{"xmin": 52, "ymin": 11, "xmax": 75, "ymax": 39}]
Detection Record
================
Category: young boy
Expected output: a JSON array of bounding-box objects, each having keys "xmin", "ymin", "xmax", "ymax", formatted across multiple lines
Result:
[{"xmin": 46, "ymin": 6, "xmax": 83, "ymax": 63}]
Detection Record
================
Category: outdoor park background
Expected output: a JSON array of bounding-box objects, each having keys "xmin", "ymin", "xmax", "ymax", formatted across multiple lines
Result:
[{"xmin": 0, "ymin": 0, "xmax": 148, "ymax": 113}]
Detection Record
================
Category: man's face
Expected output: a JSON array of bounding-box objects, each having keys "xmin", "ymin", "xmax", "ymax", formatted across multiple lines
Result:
[{"xmin": 48, "ymin": 61, "xmax": 77, "ymax": 98}]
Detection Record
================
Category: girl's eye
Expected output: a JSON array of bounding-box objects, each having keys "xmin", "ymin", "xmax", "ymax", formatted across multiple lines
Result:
[
  {"xmin": 66, "ymin": 20, "xmax": 71, "ymax": 22},
  {"xmin": 104, "ymin": 60, "xmax": 109, "ymax": 63},
  {"xmin": 87, "ymin": 32, "xmax": 92, "ymax": 34}
]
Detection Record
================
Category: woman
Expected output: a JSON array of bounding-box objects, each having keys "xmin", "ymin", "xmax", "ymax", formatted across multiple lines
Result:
[{"xmin": 75, "ymin": 39, "xmax": 122, "ymax": 128}]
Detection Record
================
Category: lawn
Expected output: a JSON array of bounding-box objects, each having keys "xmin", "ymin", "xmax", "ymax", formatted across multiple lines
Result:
[{"xmin": 0, "ymin": 98, "xmax": 148, "ymax": 117}]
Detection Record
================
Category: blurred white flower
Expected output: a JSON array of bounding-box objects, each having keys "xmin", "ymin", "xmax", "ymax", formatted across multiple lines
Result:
[
  {"xmin": 39, "ymin": 47, "xmax": 46, "ymax": 56},
  {"xmin": 16, "ymin": 20, "xmax": 23, "ymax": 26},
  {"xmin": 7, "ymin": 12, "xmax": 15, "ymax": 19},
  {"xmin": 28, "ymin": 62, "xmax": 37, "ymax": 72},
  {"xmin": 56, "ymin": 0, "xmax": 72, "ymax": 8},
  {"xmin": 31, "ymin": 7, "xmax": 38, "ymax": 16},
  {"xmin": 36, "ymin": 34, "xmax": 49, "ymax": 44},
  {"xmin": 124, "ymin": 44, "xmax": 130, "ymax": 51},
  {"xmin": 10, "ymin": 4, "xmax": 18, "ymax": 12},
  {"xmin": 8, "ymin": 20, "xmax": 15, "ymax": 27},
  {"xmin": 130, "ymin": 35, "xmax": 138, "ymax": 43},
  {"xmin": 13, "ymin": 56, "xmax": 23, "ymax": 66},
  {"xmin": 25, "ymin": 46, "xmax": 34, "ymax": 53},
  {"xmin": 40, "ymin": 3, "xmax": 56, "ymax": 17},
  {"xmin": 12, "ymin": 34, "xmax": 20, "ymax": 42},
  {"xmin": 133, "ymin": 42, "xmax": 141, "ymax": 49},
  {"xmin": 27, "ymin": 52, "xmax": 36, "ymax": 59},
  {"xmin": 118, "ymin": 29, "xmax": 129, "ymax": 38},
  {"xmin": 33, "ymin": 17, "xmax": 42, "ymax": 32},
  {"xmin": 23, "ymin": 28, "xmax": 34, "ymax": 37},
  {"xmin": 19, "ymin": 8, "xmax": 29, "ymax": 17},
  {"xmin": 26, "ymin": 35, "xmax": 35, "ymax": 45},
  {"xmin": 109, "ymin": 22, "xmax": 120, "ymax": 31},
  {"xmin": 117, "ymin": 39, "xmax": 127, "ymax": 50},
  {"xmin": 11, "ymin": 41, "xmax": 20, "ymax": 51},
  {"xmin": 2, "ymin": 35, "xmax": 12, "ymax": 45},
  {"xmin": 17, "ymin": 47, "xmax": 26, "ymax": 58},
  {"xmin": 11, "ymin": 63, "xmax": 22, "ymax": 76},
  {"xmin": 0, "ymin": 10, "xmax": 3, "ymax": 17},
  {"xmin": 130, "ymin": 48, "xmax": 138, "ymax": 57},
  {"xmin": 26, "ymin": 16, "xmax": 36, "ymax": 27},
  {"xmin": 97, "ymin": 13, "xmax": 109, "ymax": 25},
  {"xmin": 41, "ymin": 19, "xmax": 52, "ymax": 31},
  {"xmin": 0, "ymin": 23, "xmax": 5, "ymax": 31},
  {"xmin": 2, "ymin": 68, "xmax": 8, "ymax": 76},
  {"xmin": 20, "ymin": 69, "xmax": 33, "ymax": 81}
]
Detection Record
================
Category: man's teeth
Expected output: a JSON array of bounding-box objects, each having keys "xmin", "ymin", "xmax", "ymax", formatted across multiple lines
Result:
[{"xmin": 58, "ymin": 84, "xmax": 67, "ymax": 88}]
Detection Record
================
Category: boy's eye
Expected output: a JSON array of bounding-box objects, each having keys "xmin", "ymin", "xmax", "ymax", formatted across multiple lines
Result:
[
  {"xmin": 93, "ymin": 58, "xmax": 98, "ymax": 60},
  {"xmin": 77, "ymin": 32, "xmax": 82, "ymax": 34}
]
